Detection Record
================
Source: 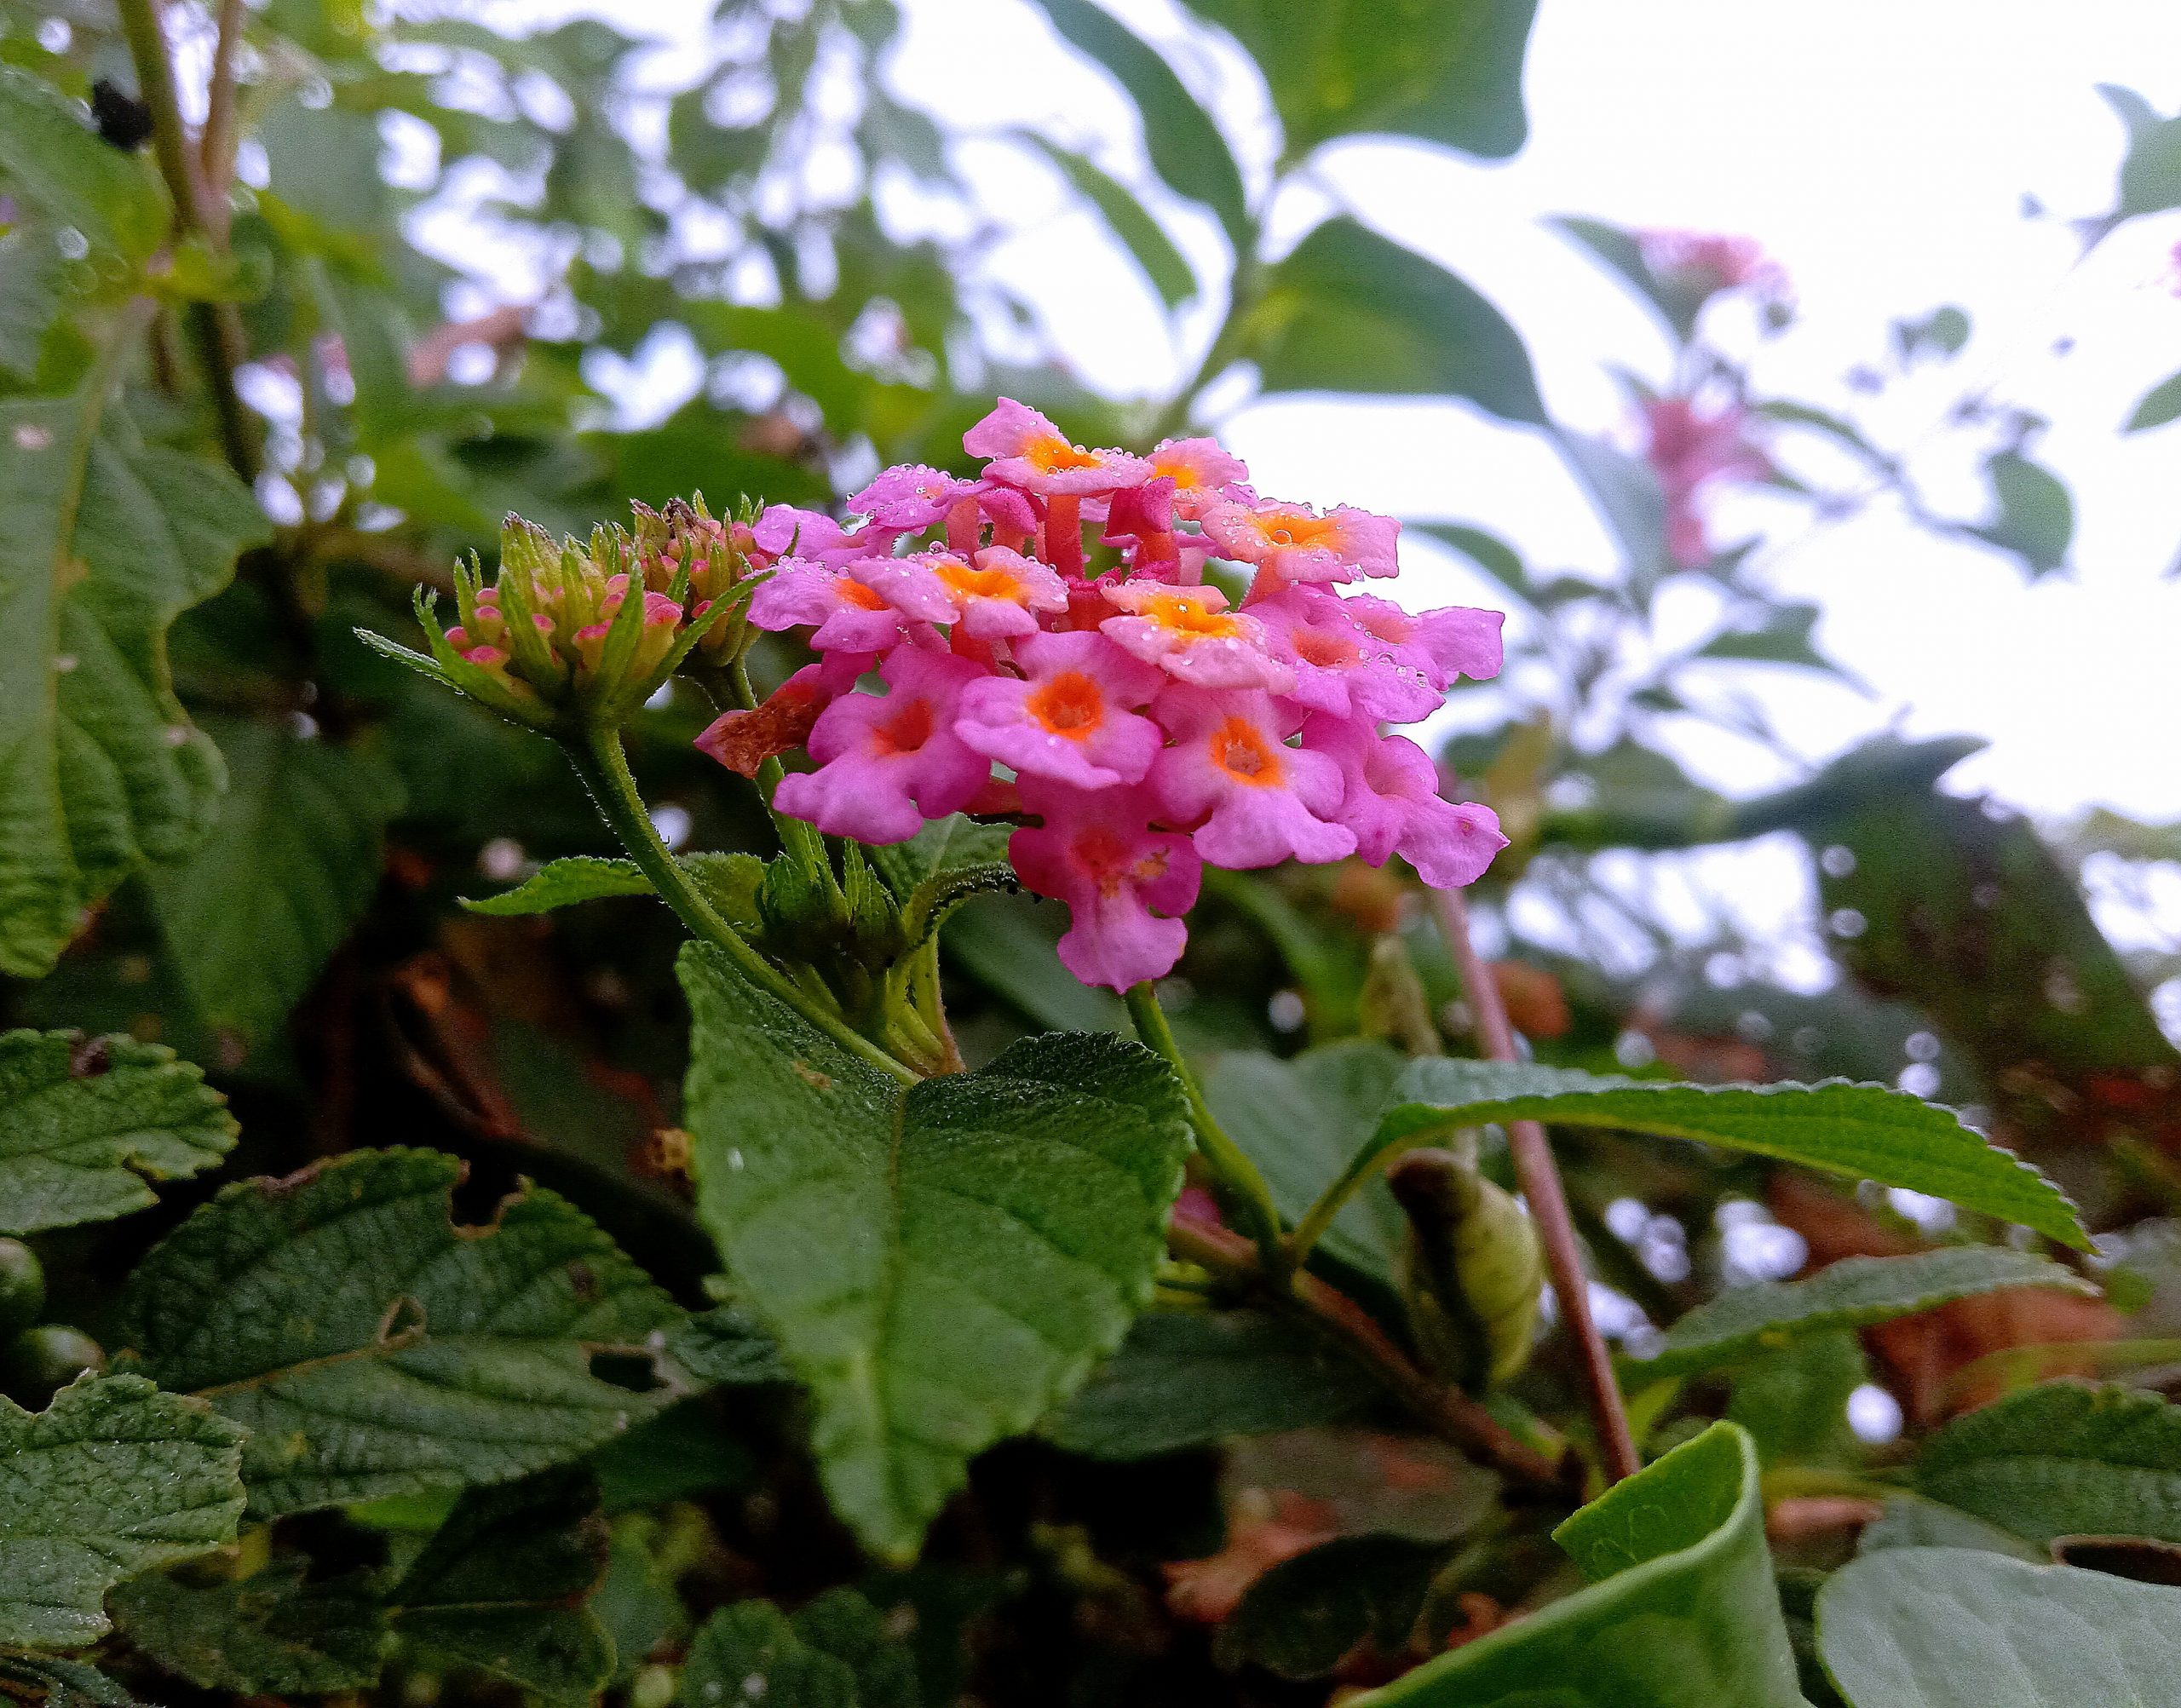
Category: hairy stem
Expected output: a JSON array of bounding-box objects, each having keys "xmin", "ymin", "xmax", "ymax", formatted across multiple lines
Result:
[
  {"xmin": 1125, "ymin": 982, "xmax": 1289, "ymax": 1280},
  {"xmin": 1433, "ymin": 888, "xmax": 1641, "ymax": 1483}
]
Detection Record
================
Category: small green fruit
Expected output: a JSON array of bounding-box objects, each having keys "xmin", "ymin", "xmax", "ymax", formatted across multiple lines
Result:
[
  {"xmin": 0, "ymin": 1239, "xmax": 44, "ymax": 1338},
  {"xmin": 5, "ymin": 1325, "xmax": 106, "ymax": 1406}
]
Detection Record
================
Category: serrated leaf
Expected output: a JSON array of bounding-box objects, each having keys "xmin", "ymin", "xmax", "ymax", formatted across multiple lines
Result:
[
  {"xmin": 1352, "ymin": 1058, "xmax": 2087, "ymax": 1249},
  {"xmin": 0, "ymin": 377, "xmax": 268, "ymax": 980},
  {"xmin": 1246, "ymin": 218, "xmax": 1545, "ymax": 424},
  {"xmin": 390, "ymin": 1469, "xmax": 614, "ymax": 1700},
  {"xmin": 862, "ymin": 815, "xmax": 1016, "ymax": 947},
  {"xmin": 1816, "ymin": 1547, "xmax": 2181, "ymax": 1707},
  {"xmin": 110, "ymin": 1559, "xmax": 389, "ymax": 1694},
  {"xmin": 1050, "ymin": 1308, "xmax": 1375, "ymax": 1459},
  {"xmin": 678, "ymin": 1601, "xmax": 859, "ymax": 1708},
  {"xmin": 462, "ymin": 855, "xmax": 653, "ymax": 916},
  {"xmin": 0, "ymin": 1029, "xmax": 235, "ymax": 1233},
  {"xmin": 1627, "ymin": 1249, "xmax": 2099, "ymax": 1380},
  {"xmin": 1912, "ymin": 1380, "xmax": 2181, "ymax": 1546},
  {"xmin": 1024, "ymin": 135, "xmax": 1195, "ymax": 308},
  {"xmin": 1206, "ymin": 1040, "xmax": 1408, "ymax": 1283},
  {"xmin": 1031, "ymin": 0, "xmax": 1252, "ymax": 249},
  {"xmin": 118, "ymin": 1147, "xmax": 682, "ymax": 1515},
  {"xmin": 146, "ymin": 722, "xmax": 403, "ymax": 1055},
  {"xmin": 1351, "ymin": 1423, "xmax": 1803, "ymax": 1706},
  {"xmin": 0, "ymin": 66, "xmax": 167, "ymax": 265},
  {"xmin": 2124, "ymin": 368, "xmax": 2181, "ymax": 432},
  {"xmin": 0, "ymin": 1373, "xmax": 245, "ymax": 1650},
  {"xmin": 679, "ymin": 943, "xmax": 1190, "ymax": 1561}
]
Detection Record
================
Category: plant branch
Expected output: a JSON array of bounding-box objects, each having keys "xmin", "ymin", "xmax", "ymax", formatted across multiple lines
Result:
[
  {"xmin": 1432, "ymin": 886, "xmax": 1642, "ymax": 1484},
  {"xmin": 200, "ymin": 0, "xmax": 246, "ymax": 235},
  {"xmin": 1125, "ymin": 982, "xmax": 1289, "ymax": 1279}
]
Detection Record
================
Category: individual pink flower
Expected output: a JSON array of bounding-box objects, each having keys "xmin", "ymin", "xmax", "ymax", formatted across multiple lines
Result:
[
  {"xmin": 1344, "ymin": 595, "xmax": 1505, "ymax": 692},
  {"xmin": 955, "ymin": 630, "xmax": 1165, "ymax": 789},
  {"xmin": 964, "ymin": 397, "xmax": 1153, "ymax": 495},
  {"xmin": 1011, "ymin": 782, "xmax": 1200, "ymax": 991},
  {"xmin": 1303, "ymin": 713, "xmax": 1507, "ymax": 889},
  {"xmin": 1148, "ymin": 437, "xmax": 1249, "ymax": 518},
  {"xmin": 851, "ymin": 547, "xmax": 1068, "ymax": 640},
  {"xmin": 1637, "ymin": 230, "xmax": 1786, "ymax": 300},
  {"xmin": 1101, "ymin": 583, "xmax": 1295, "ymax": 692},
  {"xmin": 1249, "ymin": 586, "xmax": 1441, "ymax": 722},
  {"xmin": 751, "ymin": 503, "xmax": 860, "ymax": 564},
  {"xmin": 1200, "ymin": 497, "xmax": 1401, "ymax": 584},
  {"xmin": 849, "ymin": 464, "xmax": 981, "ymax": 532},
  {"xmin": 770, "ymin": 648, "xmax": 989, "ymax": 843},
  {"xmin": 1641, "ymin": 396, "xmax": 1771, "ymax": 569},
  {"xmin": 1151, "ymin": 687, "xmax": 1355, "ymax": 869},
  {"xmin": 750, "ymin": 558, "xmax": 921, "ymax": 653}
]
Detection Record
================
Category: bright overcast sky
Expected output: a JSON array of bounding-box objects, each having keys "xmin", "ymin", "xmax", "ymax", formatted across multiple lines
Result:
[{"xmin": 480, "ymin": 0, "xmax": 2181, "ymax": 821}]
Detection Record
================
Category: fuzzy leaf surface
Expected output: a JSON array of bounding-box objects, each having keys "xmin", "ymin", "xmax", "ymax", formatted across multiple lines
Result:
[{"xmin": 110, "ymin": 1561, "xmax": 389, "ymax": 1694}]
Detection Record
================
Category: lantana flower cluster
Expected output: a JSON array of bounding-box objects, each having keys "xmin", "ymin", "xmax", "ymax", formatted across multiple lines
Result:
[{"xmin": 695, "ymin": 400, "xmax": 1510, "ymax": 992}]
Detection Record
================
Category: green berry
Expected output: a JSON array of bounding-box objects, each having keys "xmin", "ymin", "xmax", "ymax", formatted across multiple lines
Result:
[
  {"xmin": 0, "ymin": 1239, "xmax": 43, "ymax": 1339},
  {"xmin": 5, "ymin": 1325, "xmax": 106, "ymax": 1406}
]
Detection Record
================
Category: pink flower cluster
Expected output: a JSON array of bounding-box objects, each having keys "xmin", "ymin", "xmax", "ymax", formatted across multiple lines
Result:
[{"xmin": 696, "ymin": 400, "xmax": 1509, "ymax": 992}]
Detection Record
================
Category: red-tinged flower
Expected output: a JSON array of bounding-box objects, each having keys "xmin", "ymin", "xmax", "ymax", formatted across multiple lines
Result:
[
  {"xmin": 1641, "ymin": 396, "xmax": 1772, "ymax": 569},
  {"xmin": 955, "ymin": 630, "xmax": 1165, "ymax": 789},
  {"xmin": 1010, "ymin": 782, "xmax": 1201, "ymax": 991},
  {"xmin": 851, "ymin": 546, "xmax": 1069, "ymax": 640},
  {"xmin": 1304, "ymin": 713, "xmax": 1508, "ymax": 888},
  {"xmin": 1200, "ymin": 496, "xmax": 1401, "ymax": 585},
  {"xmin": 964, "ymin": 396, "xmax": 1154, "ymax": 496},
  {"xmin": 770, "ymin": 647, "xmax": 990, "ymax": 844},
  {"xmin": 693, "ymin": 654, "xmax": 866, "ymax": 778},
  {"xmin": 1150, "ymin": 687, "xmax": 1355, "ymax": 869},
  {"xmin": 1101, "ymin": 583, "xmax": 1294, "ymax": 692}
]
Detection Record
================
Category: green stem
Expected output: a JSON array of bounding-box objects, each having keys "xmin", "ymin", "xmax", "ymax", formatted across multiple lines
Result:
[
  {"xmin": 568, "ymin": 723, "xmax": 916, "ymax": 1086},
  {"xmin": 729, "ymin": 657, "xmax": 836, "ymax": 889},
  {"xmin": 1125, "ymin": 982, "xmax": 1287, "ymax": 1278}
]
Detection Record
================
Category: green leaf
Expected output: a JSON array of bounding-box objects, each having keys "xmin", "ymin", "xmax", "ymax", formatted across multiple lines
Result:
[
  {"xmin": 1816, "ymin": 1547, "xmax": 2181, "ymax": 1707},
  {"xmin": 2117, "ymin": 115, "xmax": 2181, "ymax": 220},
  {"xmin": 792, "ymin": 1588, "xmax": 924, "ymax": 1708},
  {"xmin": 864, "ymin": 815, "xmax": 1017, "ymax": 947},
  {"xmin": 1551, "ymin": 424, "xmax": 1672, "ymax": 584},
  {"xmin": 2124, "ymin": 368, "xmax": 2181, "ymax": 432},
  {"xmin": 1355, "ymin": 1057, "xmax": 2088, "ymax": 1249},
  {"xmin": 1856, "ymin": 1498, "xmax": 2042, "ymax": 1561},
  {"xmin": 0, "ymin": 66, "xmax": 167, "ymax": 266},
  {"xmin": 0, "ymin": 225, "xmax": 66, "ymax": 379},
  {"xmin": 1409, "ymin": 522, "xmax": 1529, "ymax": 604},
  {"xmin": 0, "ymin": 1373, "xmax": 245, "ymax": 1651},
  {"xmin": 665, "ymin": 1305, "xmax": 794, "ymax": 1388},
  {"xmin": 110, "ymin": 1560, "xmax": 389, "ymax": 1694},
  {"xmin": 1022, "ymin": 135, "xmax": 1195, "ymax": 308},
  {"xmin": 1626, "ymin": 1248, "xmax": 2099, "ymax": 1380},
  {"xmin": 1206, "ymin": 1040, "xmax": 1409, "ymax": 1282},
  {"xmin": 1726, "ymin": 1331, "xmax": 1866, "ymax": 1469},
  {"xmin": 1351, "ymin": 1422, "xmax": 1804, "ymax": 1706},
  {"xmin": 146, "ymin": 722, "xmax": 404, "ymax": 1055},
  {"xmin": 0, "ymin": 377, "xmax": 268, "ymax": 980},
  {"xmin": 678, "ymin": 1601, "xmax": 859, "ymax": 1708},
  {"xmin": 118, "ymin": 1147, "xmax": 683, "ymax": 1515},
  {"xmin": 1031, "ymin": 0, "xmax": 1252, "ymax": 250},
  {"xmin": 390, "ymin": 1469, "xmax": 614, "ymax": 1700},
  {"xmin": 1246, "ymin": 218, "xmax": 1545, "ymax": 424},
  {"xmin": 0, "ymin": 1654, "xmax": 142, "ymax": 1707},
  {"xmin": 1695, "ymin": 603, "xmax": 1830, "ymax": 670},
  {"xmin": 1967, "ymin": 449, "xmax": 2072, "ymax": 577},
  {"xmin": 1912, "ymin": 1380, "xmax": 2181, "ymax": 1547},
  {"xmin": 1186, "ymin": 0, "xmax": 1538, "ymax": 161},
  {"xmin": 1553, "ymin": 216, "xmax": 1710, "ymax": 342},
  {"xmin": 1893, "ymin": 304, "xmax": 1971, "ymax": 363},
  {"xmin": 0, "ymin": 1029, "xmax": 235, "ymax": 1234},
  {"xmin": 1049, "ymin": 1309, "xmax": 1375, "ymax": 1458},
  {"xmin": 941, "ymin": 894, "xmax": 1125, "ymax": 1034},
  {"xmin": 461, "ymin": 855, "xmax": 653, "ymax": 916},
  {"xmin": 1219, "ymin": 1533, "xmax": 1442, "ymax": 1680},
  {"xmin": 678, "ymin": 943, "xmax": 1190, "ymax": 1561}
]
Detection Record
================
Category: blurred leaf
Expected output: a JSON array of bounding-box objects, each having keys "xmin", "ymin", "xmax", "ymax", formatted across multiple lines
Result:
[
  {"xmin": 1913, "ymin": 1381, "xmax": 2181, "ymax": 1546},
  {"xmin": 1219, "ymin": 1533, "xmax": 1442, "ymax": 1680},
  {"xmin": 1355, "ymin": 1423, "xmax": 1804, "ymax": 1706},
  {"xmin": 1248, "ymin": 219, "xmax": 1545, "ymax": 423},
  {"xmin": 1726, "ymin": 1331, "xmax": 1865, "ymax": 1468},
  {"xmin": 1049, "ymin": 1309, "xmax": 1375, "ymax": 1458},
  {"xmin": 1539, "ymin": 739, "xmax": 1738, "ymax": 853},
  {"xmin": 1856, "ymin": 1498, "xmax": 2041, "ymax": 1561},
  {"xmin": 2124, "ymin": 368, "xmax": 2181, "ymax": 432},
  {"xmin": 111, "ymin": 1560, "xmax": 389, "ymax": 1695},
  {"xmin": 0, "ymin": 1029, "xmax": 235, "ymax": 1234},
  {"xmin": 1816, "ymin": 1548, "xmax": 2181, "ymax": 1708},
  {"xmin": 1409, "ymin": 521, "xmax": 1529, "ymax": 604},
  {"xmin": 0, "ymin": 378, "xmax": 268, "ymax": 980},
  {"xmin": 1032, "ymin": 0, "xmax": 1252, "ymax": 249},
  {"xmin": 1968, "ymin": 449, "xmax": 2071, "ymax": 577},
  {"xmin": 1551, "ymin": 425, "xmax": 1672, "ymax": 583},
  {"xmin": 146, "ymin": 723, "xmax": 403, "ymax": 1057},
  {"xmin": 120, "ymin": 1147, "xmax": 683, "ymax": 1515},
  {"xmin": 2116, "ymin": 113, "xmax": 2181, "ymax": 220},
  {"xmin": 0, "ymin": 64, "xmax": 167, "ymax": 265},
  {"xmin": 2098, "ymin": 83, "xmax": 2166, "ymax": 142},
  {"xmin": 943, "ymin": 893, "xmax": 1125, "ymax": 1033},
  {"xmin": 1187, "ymin": 0, "xmax": 1537, "ymax": 162},
  {"xmin": 0, "ymin": 1374, "xmax": 245, "ymax": 1651},
  {"xmin": 1553, "ymin": 216, "xmax": 1708, "ymax": 342},
  {"xmin": 462, "ymin": 855, "xmax": 653, "ymax": 916},
  {"xmin": 678, "ymin": 944, "xmax": 1189, "ymax": 1561},
  {"xmin": 1695, "ymin": 603, "xmax": 1832, "ymax": 671},
  {"xmin": 1627, "ymin": 1248, "xmax": 2098, "ymax": 1380},
  {"xmin": 792, "ymin": 1588, "xmax": 925, "ymax": 1708},
  {"xmin": 677, "ymin": 1601, "xmax": 858, "ymax": 1708},
  {"xmin": 664, "ymin": 1305, "xmax": 794, "ymax": 1388},
  {"xmin": 1022, "ymin": 135, "xmax": 1195, "ymax": 308},
  {"xmin": 1892, "ymin": 305, "xmax": 1971, "ymax": 363},
  {"xmin": 0, "ymin": 224, "xmax": 66, "ymax": 378}
]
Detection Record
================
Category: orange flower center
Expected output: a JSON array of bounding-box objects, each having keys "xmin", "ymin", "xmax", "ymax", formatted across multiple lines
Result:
[
  {"xmin": 1026, "ymin": 670, "xmax": 1105, "ymax": 739},
  {"xmin": 1142, "ymin": 593, "xmax": 1243, "ymax": 641},
  {"xmin": 1295, "ymin": 628, "xmax": 1360, "ymax": 669},
  {"xmin": 1074, "ymin": 826, "xmax": 1170, "ymax": 899},
  {"xmin": 1254, "ymin": 511, "xmax": 1338, "ymax": 551},
  {"xmin": 936, "ymin": 558, "xmax": 1023, "ymax": 603},
  {"xmin": 1209, "ymin": 716, "xmax": 1283, "ymax": 787},
  {"xmin": 873, "ymin": 697, "xmax": 934, "ymax": 756},
  {"xmin": 1026, "ymin": 434, "xmax": 1103, "ymax": 474},
  {"xmin": 839, "ymin": 578, "xmax": 889, "ymax": 611}
]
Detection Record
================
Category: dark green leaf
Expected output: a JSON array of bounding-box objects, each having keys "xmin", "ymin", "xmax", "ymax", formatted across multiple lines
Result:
[
  {"xmin": 1187, "ymin": 0, "xmax": 1537, "ymax": 161},
  {"xmin": 119, "ymin": 1147, "xmax": 683, "ymax": 1515},
  {"xmin": 1219, "ymin": 1533, "xmax": 1442, "ymax": 1680},
  {"xmin": 678, "ymin": 943, "xmax": 1190, "ymax": 1561},
  {"xmin": 1627, "ymin": 1249, "xmax": 2098, "ymax": 1380},
  {"xmin": 1968, "ymin": 449, "xmax": 2072, "ymax": 577},
  {"xmin": 1816, "ymin": 1547, "xmax": 2181, "ymax": 1707},
  {"xmin": 679, "ymin": 1601, "xmax": 859, "ymax": 1708},
  {"xmin": 1913, "ymin": 1381, "xmax": 2181, "ymax": 1547},
  {"xmin": 1030, "ymin": 0, "xmax": 1252, "ymax": 249},
  {"xmin": 461, "ymin": 855, "xmax": 653, "ymax": 916},
  {"xmin": 793, "ymin": 1588, "xmax": 924, "ymax": 1708},
  {"xmin": 0, "ymin": 1654, "xmax": 142, "ymax": 1707},
  {"xmin": 1354, "ymin": 1423, "xmax": 1804, "ymax": 1705},
  {"xmin": 2124, "ymin": 369, "xmax": 2181, "ymax": 432},
  {"xmin": 1023, "ymin": 135, "xmax": 1195, "ymax": 308},
  {"xmin": 1247, "ymin": 218, "xmax": 1545, "ymax": 424},
  {"xmin": 0, "ymin": 1373, "xmax": 245, "ymax": 1650},
  {"xmin": 110, "ymin": 1560, "xmax": 389, "ymax": 1694},
  {"xmin": 0, "ymin": 1029, "xmax": 235, "ymax": 1234},
  {"xmin": 865, "ymin": 815, "xmax": 1017, "ymax": 947},
  {"xmin": 0, "ymin": 66, "xmax": 166, "ymax": 264},
  {"xmin": 1049, "ymin": 1309, "xmax": 1375, "ymax": 1458}
]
